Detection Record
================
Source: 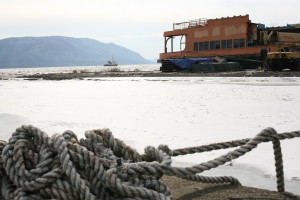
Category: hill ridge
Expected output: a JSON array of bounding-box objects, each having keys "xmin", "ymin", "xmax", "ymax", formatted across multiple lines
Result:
[{"xmin": 0, "ymin": 36, "xmax": 152, "ymax": 68}]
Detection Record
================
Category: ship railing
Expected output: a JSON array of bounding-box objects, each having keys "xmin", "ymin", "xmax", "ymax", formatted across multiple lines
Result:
[{"xmin": 173, "ymin": 18, "xmax": 207, "ymax": 30}]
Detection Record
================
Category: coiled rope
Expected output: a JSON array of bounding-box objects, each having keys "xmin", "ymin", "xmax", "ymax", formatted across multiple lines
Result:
[{"xmin": 0, "ymin": 125, "xmax": 299, "ymax": 199}]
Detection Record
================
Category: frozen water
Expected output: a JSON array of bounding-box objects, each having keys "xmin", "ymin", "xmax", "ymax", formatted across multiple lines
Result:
[
  {"xmin": 0, "ymin": 64, "xmax": 161, "ymax": 77},
  {"xmin": 0, "ymin": 66, "xmax": 299, "ymax": 194}
]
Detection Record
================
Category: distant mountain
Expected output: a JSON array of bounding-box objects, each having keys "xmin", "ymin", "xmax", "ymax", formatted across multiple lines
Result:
[{"xmin": 0, "ymin": 36, "xmax": 153, "ymax": 68}]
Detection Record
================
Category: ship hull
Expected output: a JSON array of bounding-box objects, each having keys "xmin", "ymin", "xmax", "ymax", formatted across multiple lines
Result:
[
  {"xmin": 104, "ymin": 64, "xmax": 118, "ymax": 66},
  {"xmin": 159, "ymin": 15, "xmax": 300, "ymax": 72}
]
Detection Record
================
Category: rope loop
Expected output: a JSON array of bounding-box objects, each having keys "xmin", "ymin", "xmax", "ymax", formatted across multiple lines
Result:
[{"xmin": 0, "ymin": 125, "xmax": 299, "ymax": 199}]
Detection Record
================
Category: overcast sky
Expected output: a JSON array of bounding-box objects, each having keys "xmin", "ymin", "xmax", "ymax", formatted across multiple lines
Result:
[{"xmin": 1, "ymin": 0, "xmax": 299, "ymax": 60}]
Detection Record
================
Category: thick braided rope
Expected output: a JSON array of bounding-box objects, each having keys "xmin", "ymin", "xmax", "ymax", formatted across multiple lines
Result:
[
  {"xmin": 2, "ymin": 126, "xmax": 63, "ymax": 191},
  {"xmin": 0, "ymin": 125, "xmax": 172, "ymax": 200},
  {"xmin": 52, "ymin": 134, "xmax": 96, "ymax": 200},
  {"xmin": 272, "ymin": 135, "xmax": 284, "ymax": 192},
  {"xmin": 159, "ymin": 128, "xmax": 300, "ymax": 192},
  {"xmin": 0, "ymin": 125, "xmax": 299, "ymax": 199},
  {"xmin": 159, "ymin": 130, "xmax": 300, "ymax": 156}
]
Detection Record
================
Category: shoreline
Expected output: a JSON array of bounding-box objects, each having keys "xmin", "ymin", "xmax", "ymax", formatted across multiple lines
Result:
[{"xmin": 4, "ymin": 70, "xmax": 300, "ymax": 80}]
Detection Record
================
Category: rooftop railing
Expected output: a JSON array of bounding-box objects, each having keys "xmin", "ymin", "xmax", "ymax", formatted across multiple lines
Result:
[{"xmin": 173, "ymin": 18, "xmax": 207, "ymax": 30}]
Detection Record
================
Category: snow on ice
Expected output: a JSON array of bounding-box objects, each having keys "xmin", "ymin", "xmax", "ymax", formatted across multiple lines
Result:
[{"xmin": 0, "ymin": 67, "xmax": 299, "ymax": 193}]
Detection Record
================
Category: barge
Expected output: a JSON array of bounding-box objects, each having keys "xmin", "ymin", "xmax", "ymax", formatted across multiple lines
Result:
[{"xmin": 158, "ymin": 15, "xmax": 300, "ymax": 72}]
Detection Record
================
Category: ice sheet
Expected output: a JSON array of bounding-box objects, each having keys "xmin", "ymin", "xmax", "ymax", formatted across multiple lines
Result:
[{"xmin": 0, "ymin": 76, "xmax": 299, "ymax": 193}]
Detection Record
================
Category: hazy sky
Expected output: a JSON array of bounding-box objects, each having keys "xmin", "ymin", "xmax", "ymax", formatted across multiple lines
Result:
[{"xmin": 1, "ymin": 0, "xmax": 299, "ymax": 60}]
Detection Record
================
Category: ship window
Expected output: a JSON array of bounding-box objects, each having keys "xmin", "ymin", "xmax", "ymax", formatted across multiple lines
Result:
[
  {"xmin": 204, "ymin": 41, "xmax": 209, "ymax": 50},
  {"xmin": 215, "ymin": 40, "xmax": 220, "ymax": 49},
  {"xmin": 210, "ymin": 41, "xmax": 215, "ymax": 50},
  {"xmin": 222, "ymin": 40, "xmax": 227, "ymax": 49},
  {"xmin": 194, "ymin": 42, "xmax": 199, "ymax": 51},
  {"xmin": 239, "ymin": 38, "xmax": 245, "ymax": 48},
  {"xmin": 199, "ymin": 42, "xmax": 204, "ymax": 50},
  {"xmin": 234, "ymin": 39, "xmax": 239, "ymax": 48},
  {"xmin": 247, "ymin": 38, "xmax": 253, "ymax": 47},
  {"xmin": 227, "ymin": 39, "xmax": 232, "ymax": 48}
]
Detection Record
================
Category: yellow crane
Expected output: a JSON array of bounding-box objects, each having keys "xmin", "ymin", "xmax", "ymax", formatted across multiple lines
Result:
[{"xmin": 261, "ymin": 31, "xmax": 300, "ymax": 71}]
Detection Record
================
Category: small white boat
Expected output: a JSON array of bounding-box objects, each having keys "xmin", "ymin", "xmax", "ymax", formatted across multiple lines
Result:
[{"xmin": 104, "ymin": 57, "xmax": 118, "ymax": 66}]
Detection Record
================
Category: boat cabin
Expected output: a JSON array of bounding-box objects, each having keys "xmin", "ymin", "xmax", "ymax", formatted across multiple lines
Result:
[{"xmin": 159, "ymin": 15, "xmax": 300, "ymax": 70}]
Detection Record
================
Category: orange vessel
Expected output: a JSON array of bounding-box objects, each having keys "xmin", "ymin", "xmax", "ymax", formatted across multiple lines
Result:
[{"xmin": 159, "ymin": 15, "xmax": 300, "ymax": 72}]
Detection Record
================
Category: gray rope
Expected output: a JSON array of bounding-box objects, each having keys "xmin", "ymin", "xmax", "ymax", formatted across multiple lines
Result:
[
  {"xmin": 0, "ymin": 125, "xmax": 299, "ymax": 199},
  {"xmin": 159, "ymin": 130, "xmax": 300, "ymax": 156},
  {"xmin": 159, "ymin": 128, "xmax": 300, "ymax": 192}
]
